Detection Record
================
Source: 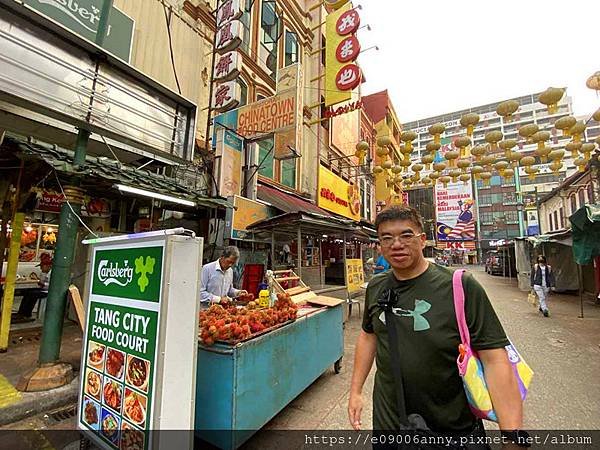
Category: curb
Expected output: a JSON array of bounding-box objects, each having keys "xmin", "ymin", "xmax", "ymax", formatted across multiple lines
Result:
[{"xmin": 0, "ymin": 376, "xmax": 80, "ymax": 426}]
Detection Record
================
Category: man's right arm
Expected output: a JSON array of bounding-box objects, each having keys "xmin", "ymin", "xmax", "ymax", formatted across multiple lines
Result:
[
  {"xmin": 200, "ymin": 265, "xmax": 220, "ymax": 303},
  {"xmin": 348, "ymin": 330, "xmax": 376, "ymax": 430}
]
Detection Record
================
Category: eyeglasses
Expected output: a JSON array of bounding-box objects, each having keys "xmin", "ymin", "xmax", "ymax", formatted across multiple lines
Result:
[{"xmin": 378, "ymin": 232, "xmax": 424, "ymax": 247}]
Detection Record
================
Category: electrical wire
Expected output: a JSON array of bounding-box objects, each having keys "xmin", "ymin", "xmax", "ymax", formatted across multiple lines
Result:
[
  {"xmin": 53, "ymin": 171, "xmax": 99, "ymax": 238},
  {"xmin": 163, "ymin": 4, "xmax": 183, "ymax": 95}
]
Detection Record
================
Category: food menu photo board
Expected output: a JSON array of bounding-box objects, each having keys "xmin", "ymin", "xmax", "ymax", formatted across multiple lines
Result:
[
  {"xmin": 345, "ymin": 259, "xmax": 364, "ymax": 294},
  {"xmin": 78, "ymin": 240, "xmax": 164, "ymax": 450}
]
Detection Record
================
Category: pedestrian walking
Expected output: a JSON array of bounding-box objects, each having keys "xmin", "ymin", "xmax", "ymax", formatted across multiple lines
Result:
[
  {"xmin": 530, "ymin": 255, "xmax": 555, "ymax": 317},
  {"xmin": 348, "ymin": 206, "xmax": 526, "ymax": 447}
]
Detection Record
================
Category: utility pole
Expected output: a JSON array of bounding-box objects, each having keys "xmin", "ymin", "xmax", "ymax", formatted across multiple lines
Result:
[{"xmin": 22, "ymin": 0, "xmax": 114, "ymax": 391}]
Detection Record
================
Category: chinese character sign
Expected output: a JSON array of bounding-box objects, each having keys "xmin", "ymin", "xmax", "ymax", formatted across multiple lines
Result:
[
  {"xmin": 325, "ymin": 4, "xmax": 362, "ymax": 107},
  {"xmin": 435, "ymin": 182, "xmax": 476, "ymax": 241}
]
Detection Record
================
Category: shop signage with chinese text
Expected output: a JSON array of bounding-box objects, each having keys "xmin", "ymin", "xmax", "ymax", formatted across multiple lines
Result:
[{"xmin": 318, "ymin": 165, "xmax": 360, "ymax": 220}]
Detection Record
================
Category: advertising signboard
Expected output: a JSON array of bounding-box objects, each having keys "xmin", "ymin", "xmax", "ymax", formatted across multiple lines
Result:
[
  {"xmin": 318, "ymin": 165, "xmax": 360, "ymax": 221},
  {"xmin": 78, "ymin": 232, "xmax": 201, "ymax": 450},
  {"xmin": 345, "ymin": 258, "xmax": 364, "ymax": 294},
  {"xmin": 435, "ymin": 181, "xmax": 476, "ymax": 241},
  {"xmin": 215, "ymin": 129, "xmax": 244, "ymax": 197},
  {"xmin": 22, "ymin": 0, "xmax": 134, "ymax": 62},
  {"xmin": 227, "ymin": 196, "xmax": 275, "ymax": 239}
]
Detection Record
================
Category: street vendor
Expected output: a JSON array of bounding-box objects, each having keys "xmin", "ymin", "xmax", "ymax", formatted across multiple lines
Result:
[
  {"xmin": 13, "ymin": 252, "xmax": 52, "ymax": 321},
  {"xmin": 200, "ymin": 246, "xmax": 247, "ymax": 304}
]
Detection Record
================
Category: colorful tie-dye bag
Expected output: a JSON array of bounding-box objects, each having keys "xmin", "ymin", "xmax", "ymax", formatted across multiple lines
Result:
[{"xmin": 452, "ymin": 270, "xmax": 533, "ymax": 422}]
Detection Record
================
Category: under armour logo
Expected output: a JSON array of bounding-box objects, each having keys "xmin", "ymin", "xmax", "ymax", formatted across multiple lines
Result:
[{"xmin": 380, "ymin": 299, "xmax": 432, "ymax": 332}]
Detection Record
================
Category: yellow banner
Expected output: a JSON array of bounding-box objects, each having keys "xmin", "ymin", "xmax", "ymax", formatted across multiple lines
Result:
[
  {"xmin": 345, "ymin": 258, "xmax": 364, "ymax": 294},
  {"xmin": 325, "ymin": 4, "xmax": 353, "ymax": 107},
  {"xmin": 318, "ymin": 165, "xmax": 360, "ymax": 220},
  {"xmin": 232, "ymin": 196, "xmax": 274, "ymax": 239}
]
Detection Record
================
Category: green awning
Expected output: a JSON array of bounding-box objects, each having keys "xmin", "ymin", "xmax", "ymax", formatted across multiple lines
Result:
[
  {"xmin": 569, "ymin": 204, "xmax": 600, "ymax": 265},
  {"xmin": 3, "ymin": 136, "xmax": 232, "ymax": 210}
]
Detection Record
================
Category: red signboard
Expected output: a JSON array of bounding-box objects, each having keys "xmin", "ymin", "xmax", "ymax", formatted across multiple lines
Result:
[
  {"xmin": 336, "ymin": 9, "xmax": 360, "ymax": 35},
  {"xmin": 336, "ymin": 35, "xmax": 360, "ymax": 63},
  {"xmin": 36, "ymin": 192, "xmax": 64, "ymax": 213},
  {"xmin": 335, "ymin": 64, "xmax": 361, "ymax": 91}
]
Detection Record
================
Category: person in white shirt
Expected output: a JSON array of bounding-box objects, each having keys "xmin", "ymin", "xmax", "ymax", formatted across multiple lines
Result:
[{"xmin": 200, "ymin": 246, "xmax": 247, "ymax": 304}]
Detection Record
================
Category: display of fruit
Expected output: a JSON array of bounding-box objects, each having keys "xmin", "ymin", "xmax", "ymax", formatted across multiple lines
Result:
[
  {"xmin": 236, "ymin": 292, "xmax": 255, "ymax": 303},
  {"xmin": 199, "ymin": 293, "xmax": 299, "ymax": 347}
]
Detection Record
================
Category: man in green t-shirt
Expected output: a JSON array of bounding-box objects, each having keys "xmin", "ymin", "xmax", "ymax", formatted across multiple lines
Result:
[{"xmin": 348, "ymin": 206, "xmax": 524, "ymax": 438}]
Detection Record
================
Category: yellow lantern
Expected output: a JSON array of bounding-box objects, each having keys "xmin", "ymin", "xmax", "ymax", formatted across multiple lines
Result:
[
  {"xmin": 426, "ymin": 142, "xmax": 441, "ymax": 155},
  {"xmin": 548, "ymin": 149, "xmax": 565, "ymax": 161},
  {"xmin": 470, "ymin": 165, "xmax": 484, "ymax": 180},
  {"xmin": 433, "ymin": 162, "xmax": 447, "ymax": 172},
  {"xmin": 481, "ymin": 154, "xmax": 496, "ymax": 169},
  {"xmin": 480, "ymin": 171, "xmax": 492, "ymax": 186},
  {"xmin": 460, "ymin": 113, "xmax": 480, "ymax": 137},
  {"xmin": 549, "ymin": 161, "xmax": 563, "ymax": 175},
  {"xmin": 377, "ymin": 136, "xmax": 392, "ymax": 147},
  {"xmin": 566, "ymin": 141, "xmax": 582, "ymax": 158},
  {"xmin": 428, "ymin": 123, "xmax": 446, "ymax": 145},
  {"xmin": 538, "ymin": 87, "xmax": 565, "ymax": 114},
  {"xmin": 400, "ymin": 158, "xmax": 412, "ymax": 172},
  {"xmin": 422, "ymin": 177, "xmax": 432, "ymax": 187},
  {"xmin": 376, "ymin": 146, "xmax": 389, "ymax": 157},
  {"xmin": 531, "ymin": 131, "xmax": 551, "ymax": 162},
  {"xmin": 596, "ymin": 136, "xmax": 600, "ymax": 146},
  {"xmin": 554, "ymin": 116, "xmax": 577, "ymax": 137},
  {"xmin": 391, "ymin": 164, "xmax": 402, "ymax": 174},
  {"xmin": 569, "ymin": 121, "xmax": 586, "ymax": 143},
  {"xmin": 520, "ymin": 155, "xmax": 536, "ymax": 169},
  {"xmin": 518, "ymin": 123, "xmax": 539, "ymax": 142},
  {"xmin": 484, "ymin": 130, "xmax": 503, "ymax": 152},
  {"xmin": 421, "ymin": 154, "xmax": 435, "ymax": 170},
  {"xmin": 372, "ymin": 165, "xmax": 384, "ymax": 175},
  {"xmin": 400, "ymin": 131, "xmax": 417, "ymax": 152},
  {"xmin": 459, "ymin": 174, "xmax": 471, "ymax": 185},
  {"xmin": 507, "ymin": 151, "xmax": 522, "ymax": 168},
  {"xmin": 394, "ymin": 174, "xmax": 403, "ymax": 184},
  {"xmin": 439, "ymin": 175, "xmax": 452, "ymax": 188},
  {"xmin": 503, "ymin": 168, "xmax": 515, "ymax": 179},
  {"xmin": 496, "ymin": 100, "xmax": 520, "ymax": 122},
  {"xmin": 412, "ymin": 163, "xmax": 424, "ymax": 174},
  {"xmin": 444, "ymin": 149, "xmax": 460, "ymax": 168},
  {"xmin": 470, "ymin": 145, "xmax": 487, "ymax": 162},
  {"xmin": 581, "ymin": 143, "xmax": 595, "ymax": 161},
  {"xmin": 454, "ymin": 136, "xmax": 472, "ymax": 158},
  {"xmin": 494, "ymin": 160, "xmax": 509, "ymax": 177},
  {"xmin": 403, "ymin": 178, "xmax": 413, "ymax": 188},
  {"xmin": 355, "ymin": 141, "xmax": 370, "ymax": 164},
  {"xmin": 382, "ymin": 160, "xmax": 393, "ymax": 170},
  {"xmin": 449, "ymin": 169, "xmax": 462, "ymax": 183},
  {"xmin": 429, "ymin": 172, "xmax": 441, "ymax": 183},
  {"xmin": 586, "ymin": 71, "xmax": 600, "ymax": 91},
  {"xmin": 457, "ymin": 158, "xmax": 471, "ymax": 173},
  {"xmin": 574, "ymin": 157, "xmax": 587, "ymax": 172},
  {"xmin": 499, "ymin": 139, "xmax": 517, "ymax": 159},
  {"xmin": 593, "ymin": 109, "xmax": 600, "ymax": 123},
  {"xmin": 524, "ymin": 166, "xmax": 538, "ymax": 181}
]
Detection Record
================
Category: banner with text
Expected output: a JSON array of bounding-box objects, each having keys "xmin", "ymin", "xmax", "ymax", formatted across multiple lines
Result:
[{"xmin": 435, "ymin": 181, "xmax": 476, "ymax": 241}]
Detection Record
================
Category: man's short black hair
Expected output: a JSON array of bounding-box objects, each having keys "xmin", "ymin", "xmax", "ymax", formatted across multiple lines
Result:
[
  {"xmin": 375, "ymin": 205, "xmax": 424, "ymax": 232},
  {"xmin": 537, "ymin": 255, "xmax": 547, "ymax": 263}
]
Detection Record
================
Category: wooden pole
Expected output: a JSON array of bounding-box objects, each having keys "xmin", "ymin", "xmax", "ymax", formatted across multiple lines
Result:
[{"xmin": 297, "ymin": 226, "xmax": 302, "ymax": 278}]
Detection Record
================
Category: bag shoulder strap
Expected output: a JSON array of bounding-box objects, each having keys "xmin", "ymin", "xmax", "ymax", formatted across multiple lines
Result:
[
  {"xmin": 452, "ymin": 269, "xmax": 471, "ymax": 347},
  {"xmin": 385, "ymin": 309, "xmax": 409, "ymax": 425}
]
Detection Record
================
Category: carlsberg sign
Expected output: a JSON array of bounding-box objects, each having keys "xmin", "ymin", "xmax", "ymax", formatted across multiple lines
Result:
[
  {"xmin": 92, "ymin": 246, "xmax": 163, "ymax": 302},
  {"xmin": 22, "ymin": 0, "xmax": 134, "ymax": 62}
]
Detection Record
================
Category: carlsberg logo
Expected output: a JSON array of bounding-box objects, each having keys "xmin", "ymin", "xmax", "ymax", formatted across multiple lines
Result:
[
  {"xmin": 98, "ymin": 260, "xmax": 134, "ymax": 288},
  {"xmin": 97, "ymin": 256, "xmax": 156, "ymax": 293},
  {"xmin": 35, "ymin": 0, "xmax": 113, "ymax": 35}
]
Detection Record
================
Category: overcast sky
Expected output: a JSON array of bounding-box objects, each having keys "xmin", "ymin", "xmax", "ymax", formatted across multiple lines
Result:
[{"xmin": 357, "ymin": 0, "xmax": 600, "ymax": 124}]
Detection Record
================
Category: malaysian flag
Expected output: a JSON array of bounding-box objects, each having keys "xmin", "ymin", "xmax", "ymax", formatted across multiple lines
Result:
[{"xmin": 447, "ymin": 219, "xmax": 476, "ymax": 239}]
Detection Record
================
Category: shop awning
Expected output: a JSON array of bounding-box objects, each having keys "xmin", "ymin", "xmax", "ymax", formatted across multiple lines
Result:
[
  {"xmin": 570, "ymin": 204, "xmax": 600, "ymax": 265},
  {"xmin": 3, "ymin": 136, "xmax": 233, "ymax": 210},
  {"xmin": 523, "ymin": 229, "xmax": 572, "ymax": 248},
  {"xmin": 247, "ymin": 211, "xmax": 356, "ymax": 236},
  {"xmin": 257, "ymin": 184, "xmax": 331, "ymax": 217}
]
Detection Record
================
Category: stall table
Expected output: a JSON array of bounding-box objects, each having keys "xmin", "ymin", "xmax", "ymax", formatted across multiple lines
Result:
[{"xmin": 195, "ymin": 303, "xmax": 343, "ymax": 449}]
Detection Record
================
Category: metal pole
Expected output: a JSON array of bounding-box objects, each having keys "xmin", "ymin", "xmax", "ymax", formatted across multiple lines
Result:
[
  {"xmin": 578, "ymin": 264, "xmax": 585, "ymax": 319},
  {"xmin": 38, "ymin": 1, "xmax": 112, "ymax": 365},
  {"xmin": 515, "ymin": 172, "xmax": 525, "ymax": 237},
  {"xmin": 271, "ymin": 231, "xmax": 275, "ymax": 270},
  {"xmin": 343, "ymin": 232, "xmax": 347, "ymax": 287},
  {"xmin": 297, "ymin": 226, "xmax": 302, "ymax": 278}
]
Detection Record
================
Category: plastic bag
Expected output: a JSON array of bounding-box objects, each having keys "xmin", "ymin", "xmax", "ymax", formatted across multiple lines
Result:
[{"xmin": 528, "ymin": 290, "xmax": 537, "ymax": 307}]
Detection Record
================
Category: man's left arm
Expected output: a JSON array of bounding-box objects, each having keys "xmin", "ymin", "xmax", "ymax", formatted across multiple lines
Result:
[{"xmin": 478, "ymin": 348, "xmax": 523, "ymax": 430}]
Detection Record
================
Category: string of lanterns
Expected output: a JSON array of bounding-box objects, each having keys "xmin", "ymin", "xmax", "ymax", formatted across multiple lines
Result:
[{"xmin": 358, "ymin": 83, "xmax": 600, "ymax": 195}]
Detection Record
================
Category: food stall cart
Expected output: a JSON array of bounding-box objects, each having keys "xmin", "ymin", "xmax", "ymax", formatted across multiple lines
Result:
[{"xmin": 194, "ymin": 277, "xmax": 344, "ymax": 449}]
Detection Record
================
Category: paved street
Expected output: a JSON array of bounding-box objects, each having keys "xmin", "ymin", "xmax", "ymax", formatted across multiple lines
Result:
[{"xmin": 2, "ymin": 266, "xmax": 599, "ymax": 448}]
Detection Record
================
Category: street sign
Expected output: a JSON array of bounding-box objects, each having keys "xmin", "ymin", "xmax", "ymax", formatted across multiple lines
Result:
[
  {"xmin": 22, "ymin": 0, "xmax": 134, "ymax": 62},
  {"xmin": 78, "ymin": 231, "xmax": 201, "ymax": 450}
]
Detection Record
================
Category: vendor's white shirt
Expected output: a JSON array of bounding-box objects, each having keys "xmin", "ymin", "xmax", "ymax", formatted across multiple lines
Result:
[{"xmin": 200, "ymin": 260, "xmax": 240, "ymax": 303}]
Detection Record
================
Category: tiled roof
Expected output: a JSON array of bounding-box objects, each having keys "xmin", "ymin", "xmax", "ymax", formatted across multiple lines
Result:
[{"xmin": 4, "ymin": 136, "xmax": 232, "ymax": 209}]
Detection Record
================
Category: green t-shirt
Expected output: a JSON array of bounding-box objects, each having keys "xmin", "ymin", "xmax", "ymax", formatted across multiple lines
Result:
[{"xmin": 362, "ymin": 263, "xmax": 510, "ymax": 432}]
